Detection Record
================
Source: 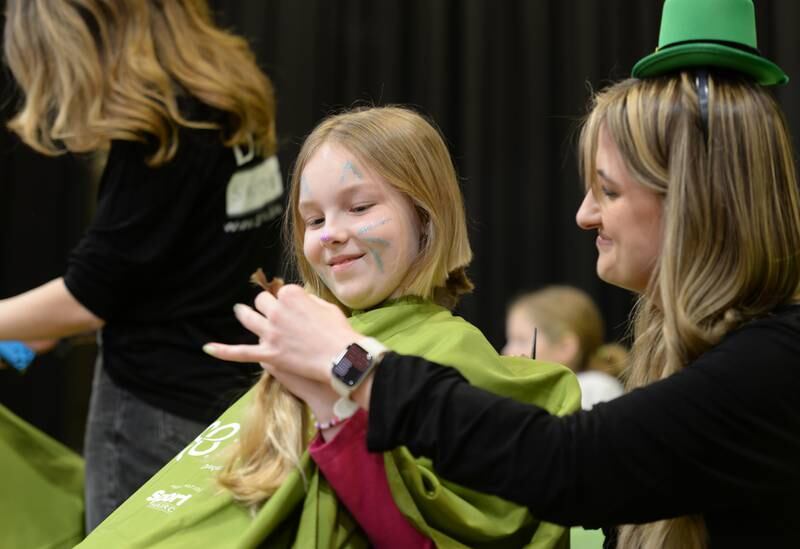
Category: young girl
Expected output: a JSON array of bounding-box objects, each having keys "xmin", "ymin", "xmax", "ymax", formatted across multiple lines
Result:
[
  {"xmin": 502, "ymin": 286, "xmax": 626, "ymax": 409},
  {"xmin": 78, "ymin": 106, "xmax": 579, "ymax": 547}
]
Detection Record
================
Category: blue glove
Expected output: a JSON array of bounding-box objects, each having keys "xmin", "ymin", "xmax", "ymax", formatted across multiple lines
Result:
[{"xmin": 0, "ymin": 341, "xmax": 36, "ymax": 372}]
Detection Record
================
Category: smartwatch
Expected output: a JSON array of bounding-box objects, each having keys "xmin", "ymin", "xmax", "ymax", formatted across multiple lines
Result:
[{"xmin": 330, "ymin": 337, "xmax": 387, "ymax": 418}]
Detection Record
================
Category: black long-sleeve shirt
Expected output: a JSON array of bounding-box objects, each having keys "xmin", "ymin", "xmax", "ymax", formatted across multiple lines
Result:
[
  {"xmin": 367, "ymin": 305, "xmax": 800, "ymax": 547},
  {"xmin": 64, "ymin": 101, "xmax": 285, "ymax": 421}
]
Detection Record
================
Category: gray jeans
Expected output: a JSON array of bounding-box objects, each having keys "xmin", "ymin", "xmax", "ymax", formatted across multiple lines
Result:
[{"xmin": 83, "ymin": 360, "xmax": 208, "ymax": 532}]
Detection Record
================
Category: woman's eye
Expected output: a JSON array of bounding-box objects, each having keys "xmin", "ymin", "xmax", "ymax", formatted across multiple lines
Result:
[{"xmin": 600, "ymin": 186, "xmax": 618, "ymax": 198}]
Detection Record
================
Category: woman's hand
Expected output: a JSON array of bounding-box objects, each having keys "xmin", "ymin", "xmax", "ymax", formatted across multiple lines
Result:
[{"xmin": 205, "ymin": 284, "xmax": 360, "ymax": 384}]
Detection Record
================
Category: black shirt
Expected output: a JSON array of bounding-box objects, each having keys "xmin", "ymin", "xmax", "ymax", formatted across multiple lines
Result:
[
  {"xmin": 368, "ymin": 306, "xmax": 800, "ymax": 547},
  {"xmin": 64, "ymin": 114, "xmax": 284, "ymax": 422}
]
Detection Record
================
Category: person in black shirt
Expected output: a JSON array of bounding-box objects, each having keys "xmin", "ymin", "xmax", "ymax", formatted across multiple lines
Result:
[
  {"xmin": 1, "ymin": 0, "xmax": 283, "ymax": 530},
  {"xmin": 209, "ymin": 1, "xmax": 800, "ymax": 547}
]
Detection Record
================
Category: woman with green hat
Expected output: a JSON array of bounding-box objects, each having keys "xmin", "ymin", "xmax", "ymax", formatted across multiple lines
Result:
[{"xmin": 211, "ymin": 0, "xmax": 799, "ymax": 547}]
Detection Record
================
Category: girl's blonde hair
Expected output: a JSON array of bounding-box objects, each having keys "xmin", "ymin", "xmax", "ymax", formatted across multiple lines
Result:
[
  {"xmin": 287, "ymin": 106, "xmax": 473, "ymax": 312},
  {"xmin": 580, "ymin": 73, "xmax": 800, "ymax": 548},
  {"xmin": 509, "ymin": 285, "xmax": 627, "ymax": 377},
  {"xmin": 3, "ymin": 0, "xmax": 276, "ymax": 166},
  {"xmin": 218, "ymin": 106, "xmax": 473, "ymax": 507}
]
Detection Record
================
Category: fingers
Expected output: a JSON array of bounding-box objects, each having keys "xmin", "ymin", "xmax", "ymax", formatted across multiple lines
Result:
[
  {"xmin": 276, "ymin": 283, "xmax": 306, "ymax": 300},
  {"xmin": 308, "ymin": 292, "xmax": 333, "ymax": 308},
  {"xmin": 202, "ymin": 342, "xmax": 267, "ymax": 364},
  {"xmin": 27, "ymin": 339, "xmax": 58, "ymax": 354},
  {"xmin": 233, "ymin": 303, "xmax": 269, "ymax": 337},
  {"xmin": 253, "ymin": 289, "xmax": 278, "ymax": 315}
]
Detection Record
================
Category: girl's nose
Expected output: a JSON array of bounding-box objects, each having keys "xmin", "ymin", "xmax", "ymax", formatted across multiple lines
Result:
[{"xmin": 320, "ymin": 218, "xmax": 349, "ymax": 246}]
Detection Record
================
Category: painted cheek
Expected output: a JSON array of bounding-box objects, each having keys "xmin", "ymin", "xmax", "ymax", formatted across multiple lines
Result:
[
  {"xmin": 356, "ymin": 218, "xmax": 391, "ymax": 236},
  {"xmin": 355, "ymin": 218, "xmax": 393, "ymax": 274},
  {"xmin": 362, "ymin": 237, "xmax": 390, "ymax": 273}
]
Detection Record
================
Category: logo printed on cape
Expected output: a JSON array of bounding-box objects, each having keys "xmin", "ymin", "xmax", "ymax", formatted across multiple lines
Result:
[
  {"xmin": 175, "ymin": 420, "xmax": 240, "ymax": 462},
  {"xmin": 145, "ymin": 484, "xmax": 203, "ymax": 514},
  {"xmin": 145, "ymin": 489, "xmax": 193, "ymax": 513}
]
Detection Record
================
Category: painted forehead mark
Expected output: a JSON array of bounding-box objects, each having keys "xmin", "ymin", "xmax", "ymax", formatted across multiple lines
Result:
[
  {"xmin": 339, "ymin": 160, "xmax": 363, "ymax": 185},
  {"xmin": 300, "ymin": 175, "xmax": 313, "ymax": 198},
  {"xmin": 357, "ymin": 218, "xmax": 391, "ymax": 235}
]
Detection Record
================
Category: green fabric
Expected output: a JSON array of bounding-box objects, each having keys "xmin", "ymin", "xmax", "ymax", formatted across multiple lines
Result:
[
  {"xmin": 570, "ymin": 527, "xmax": 605, "ymax": 549},
  {"xmin": 78, "ymin": 298, "xmax": 580, "ymax": 548},
  {"xmin": 0, "ymin": 403, "xmax": 85, "ymax": 549}
]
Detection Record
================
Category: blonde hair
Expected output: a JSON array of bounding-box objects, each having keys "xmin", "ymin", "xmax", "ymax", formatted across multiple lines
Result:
[
  {"xmin": 218, "ymin": 106, "xmax": 474, "ymax": 507},
  {"xmin": 3, "ymin": 0, "xmax": 276, "ymax": 166},
  {"xmin": 510, "ymin": 285, "xmax": 627, "ymax": 377},
  {"xmin": 580, "ymin": 73, "xmax": 800, "ymax": 548},
  {"xmin": 287, "ymin": 106, "xmax": 473, "ymax": 311}
]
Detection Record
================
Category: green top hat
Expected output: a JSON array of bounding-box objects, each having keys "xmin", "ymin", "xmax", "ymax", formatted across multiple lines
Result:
[{"xmin": 632, "ymin": 0, "xmax": 788, "ymax": 85}]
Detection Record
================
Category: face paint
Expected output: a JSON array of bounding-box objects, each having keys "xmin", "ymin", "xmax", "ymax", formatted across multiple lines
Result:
[
  {"xmin": 300, "ymin": 175, "xmax": 313, "ymax": 198},
  {"xmin": 339, "ymin": 160, "xmax": 364, "ymax": 185},
  {"xmin": 362, "ymin": 237, "xmax": 391, "ymax": 272},
  {"xmin": 357, "ymin": 218, "xmax": 391, "ymax": 235},
  {"xmin": 299, "ymin": 143, "xmax": 422, "ymax": 310}
]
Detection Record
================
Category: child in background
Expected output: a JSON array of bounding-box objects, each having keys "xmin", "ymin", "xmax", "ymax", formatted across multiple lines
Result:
[{"xmin": 503, "ymin": 285, "xmax": 625, "ymax": 409}]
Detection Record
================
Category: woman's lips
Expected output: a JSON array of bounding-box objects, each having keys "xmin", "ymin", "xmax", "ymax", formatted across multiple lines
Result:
[{"xmin": 596, "ymin": 233, "xmax": 612, "ymax": 248}]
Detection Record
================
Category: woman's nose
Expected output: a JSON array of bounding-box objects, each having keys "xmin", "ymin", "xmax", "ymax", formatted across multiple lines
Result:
[{"xmin": 576, "ymin": 190, "xmax": 600, "ymax": 230}]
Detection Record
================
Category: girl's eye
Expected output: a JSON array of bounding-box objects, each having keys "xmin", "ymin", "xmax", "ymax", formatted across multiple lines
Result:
[
  {"xmin": 351, "ymin": 203, "xmax": 375, "ymax": 213},
  {"xmin": 306, "ymin": 216, "xmax": 324, "ymax": 228}
]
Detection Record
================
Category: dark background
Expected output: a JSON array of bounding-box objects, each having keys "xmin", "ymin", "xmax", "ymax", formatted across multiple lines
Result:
[{"xmin": 2, "ymin": 0, "xmax": 799, "ymax": 451}]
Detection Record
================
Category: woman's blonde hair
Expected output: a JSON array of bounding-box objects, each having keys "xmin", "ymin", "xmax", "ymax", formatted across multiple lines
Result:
[
  {"xmin": 218, "ymin": 106, "xmax": 473, "ymax": 507},
  {"xmin": 3, "ymin": 0, "xmax": 276, "ymax": 166},
  {"xmin": 509, "ymin": 285, "xmax": 627, "ymax": 377},
  {"xmin": 580, "ymin": 73, "xmax": 800, "ymax": 548}
]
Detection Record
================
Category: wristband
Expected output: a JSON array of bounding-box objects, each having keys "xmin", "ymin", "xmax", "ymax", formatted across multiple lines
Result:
[{"xmin": 313, "ymin": 414, "xmax": 350, "ymax": 431}]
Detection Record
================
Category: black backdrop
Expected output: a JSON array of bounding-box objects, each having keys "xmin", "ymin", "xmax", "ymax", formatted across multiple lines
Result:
[{"xmin": 2, "ymin": 0, "xmax": 799, "ymax": 448}]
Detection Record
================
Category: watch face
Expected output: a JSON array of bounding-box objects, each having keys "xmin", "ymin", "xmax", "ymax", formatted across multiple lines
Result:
[{"xmin": 332, "ymin": 344, "xmax": 371, "ymax": 386}]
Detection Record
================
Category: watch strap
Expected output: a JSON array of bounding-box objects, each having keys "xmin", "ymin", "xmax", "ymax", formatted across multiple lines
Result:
[{"xmin": 333, "ymin": 397, "xmax": 360, "ymax": 419}]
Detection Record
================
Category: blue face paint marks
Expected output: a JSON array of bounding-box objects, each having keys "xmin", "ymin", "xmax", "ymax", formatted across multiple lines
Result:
[
  {"xmin": 339, "ymin": 160, "xmax": 363, "ymax": 184},
  {"xmin": 357, "ymin": 218, "xmax": 391, "ymax": 235},
  {"xmin": 363, "ymin": 237, "xmax": 390, "ymax": 247},
  {"xmin": 362, "ymin": 237, "xmax": 390, "ymax": 273},
  {"xmin": 300, "ymin": 175, "xmax": 312, "ymax": 198},
  {"xmin": 357, "ymin": 218, "xmax": 392, "ymax": 273}
]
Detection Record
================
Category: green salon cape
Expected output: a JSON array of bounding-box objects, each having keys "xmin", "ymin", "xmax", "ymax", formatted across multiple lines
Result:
[
  {"xmin": 78, "ymin": 298, "xmax": 580, "ymax": 548},
  {"xmin": 0, "ymin": 403, "xmax": 85, "ymax": 548}
]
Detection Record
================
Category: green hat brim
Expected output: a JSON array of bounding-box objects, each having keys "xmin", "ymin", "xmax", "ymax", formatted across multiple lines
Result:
[{"xmin": 632, "ymin": 43, "xmax": 788, "ymax": 86}]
